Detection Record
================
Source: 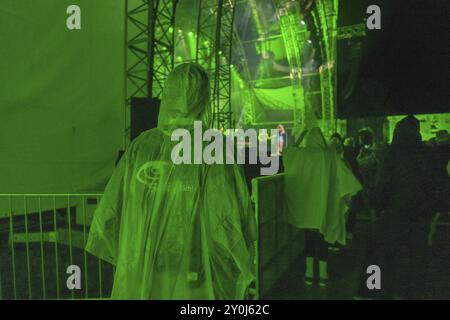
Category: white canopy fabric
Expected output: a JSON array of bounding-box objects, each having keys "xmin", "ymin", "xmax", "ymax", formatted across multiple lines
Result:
[{"xmin": 0, "ymin": 0, "xmax": 125, "ymax": 194}]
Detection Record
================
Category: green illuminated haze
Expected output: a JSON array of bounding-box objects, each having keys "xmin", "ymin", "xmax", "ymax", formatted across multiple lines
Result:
[{"xmin": 0, "ymin": 0, "xmax": 449, "ymax": 301}]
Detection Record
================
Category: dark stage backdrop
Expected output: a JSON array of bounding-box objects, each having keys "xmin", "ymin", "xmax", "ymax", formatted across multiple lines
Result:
[{"xmin": 337, "ymin": 0, "xmax": 450, "ymax": 118}]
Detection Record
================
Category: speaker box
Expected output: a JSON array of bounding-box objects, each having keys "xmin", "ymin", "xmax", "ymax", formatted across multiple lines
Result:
[{"xmin": 130, "ymin": 97, "xmax": 161, "ymax": 140}]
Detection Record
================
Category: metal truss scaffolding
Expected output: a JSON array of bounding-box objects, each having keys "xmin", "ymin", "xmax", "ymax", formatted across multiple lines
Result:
[
  {"xmin": 196, "ymin": 0, "xmax": 236, "ymax": 130},
  {"xmin": 125, "ymin": 0, "xmax": 178, "ymax": 143},
  {"xmin": 336, "ymin": 23, "xmax": 366, "ymax": 40},
  {"xmin": 277, "ymin": 1, "xmax": 310, "ymax": 131},
  {"xmin": 312, "ymin": 0, "xmax": 339, "ymax": 136},
  {"xmin": 149, "ymin": 0, "xmax": 178, "ymax": 98},
  {"xmin": 234, "ymin": 32, "xmax": 256, "ymax": 126}
]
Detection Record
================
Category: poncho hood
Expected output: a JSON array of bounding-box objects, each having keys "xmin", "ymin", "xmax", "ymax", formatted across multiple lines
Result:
[{"xmin": 157, "ymin": 63, "xmax": 211, "ymax": 134}]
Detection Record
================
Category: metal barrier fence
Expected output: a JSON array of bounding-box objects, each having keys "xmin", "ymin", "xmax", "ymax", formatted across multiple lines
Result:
[
  {"xmin": 251, "ymin": 174, "xmax": 304, "ymax": 298},
  {"xmin": 0, "ymin": 177, "xmax": 305, "ymax": 300},
  {"xmin": 0, "ymin": 194, "xmax": 113, "ymax": 300}
]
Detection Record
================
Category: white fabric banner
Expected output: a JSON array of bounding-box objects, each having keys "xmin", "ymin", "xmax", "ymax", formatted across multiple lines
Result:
[{"xmin": 0, "ymin": 0, "xmax": 125, "ymax": 194}]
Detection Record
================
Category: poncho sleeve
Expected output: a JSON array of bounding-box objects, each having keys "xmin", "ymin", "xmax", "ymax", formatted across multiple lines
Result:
[
  {"xmin": 337, "ymin": 155, "xmax": 363, "ymax": 199},
  {"xmin": 321, "ymin": 153, "xmax": 363, "ymax": 245},
  {"xmin": 203, "ymin": 163, "xmax": 257, "ymax": 246},
  {"xmin": 201, "ymin": 163, "xmax": 257, "ymax": 299},
  {"xmin": 86, "ymin": 155, "xmax": 125, "ymax": 265}
]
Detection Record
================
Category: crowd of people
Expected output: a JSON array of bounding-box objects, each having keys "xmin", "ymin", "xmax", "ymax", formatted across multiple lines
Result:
[
  {"xmin": 85, "ymin": 63, "xmax": 449, "ymax": 300},
  {"xmin": 284, "ymin": 116, "xmax": 450, "ymax": 299}
]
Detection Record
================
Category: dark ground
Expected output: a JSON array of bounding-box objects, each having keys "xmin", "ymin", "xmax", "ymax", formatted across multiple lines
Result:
[
  {"xmin": 264, "ymin": 219, "xmax": 450, "ymax": 300},
  {"xmin": 1, "ymin": 216, "xmax": 449, "ymax": 300}
]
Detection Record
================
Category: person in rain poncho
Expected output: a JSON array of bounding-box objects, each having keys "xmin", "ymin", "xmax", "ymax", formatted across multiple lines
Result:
[
  {"xmin": 283, "ymin": 127, "xmax": 362, "ymax": 286},
  {"xmin": 86, "ymin": 63, "xmax": 256, "ymax": 299}
]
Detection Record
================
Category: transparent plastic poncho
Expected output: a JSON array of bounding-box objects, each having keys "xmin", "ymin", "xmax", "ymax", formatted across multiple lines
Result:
[
  {"xmin": 284, "ymin": 128, "xmax": 362, "ymax": 245},
  {"xmin": 86, "ymin": 64, "xmax": 256, "ymax": 299}
]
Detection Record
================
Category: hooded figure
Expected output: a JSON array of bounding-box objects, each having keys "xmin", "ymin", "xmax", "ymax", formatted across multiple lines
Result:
[
  {"xmin": 86, "ymin": 63, "xmax": 256, "ymax": 299},
  {"xmin": 284, "ymin": 127, "xmax": 362, "ymax": 245},
  {"xmin": 359, "ymin": 115, "xmax": 436, "ymax": 299},
  {"xmin": 376, "ymin": 115, "xmax": 436, "ymax": 222}
]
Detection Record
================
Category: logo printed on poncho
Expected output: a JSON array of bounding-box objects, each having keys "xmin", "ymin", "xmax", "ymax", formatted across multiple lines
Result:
[{"xmin": 136, "ymin": 161, "xmax": 170, "ymax": 191}]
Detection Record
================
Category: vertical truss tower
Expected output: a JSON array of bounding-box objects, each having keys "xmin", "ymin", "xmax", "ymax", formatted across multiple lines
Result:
[
  {"xmin": 278, "ymin": 1, "xmax": 310, "ymax": 131},
  {"xmin": 312, "ymin": 0, "xmax": 339, "ymax": 136},
  {"xmin": 196, "ymin": 0, "xmax": 236, "ymax": 130},
  {"xmin": 125, "ymin": 0, "xmax": 178, "ymax": 144}
]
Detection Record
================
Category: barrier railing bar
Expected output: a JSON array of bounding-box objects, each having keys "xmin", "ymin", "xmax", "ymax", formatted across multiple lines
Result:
[
  {"xmin": 1, "ymin": 193, "xmax": 109, "ymax": 300},
  {"xmin": 82, "ymin": 196, "xmax": 89, "ymax": 298},
  {"xmin": 38, "ymin": 196, "xmax": 47, "ymax": 299},
  {"xmin": 97, "ymin": 195, "xmax": 103, "ymax": 299},
  {"xmin": 23, "ymin": 196, "xmax": 32, "ymax": 299},
  {"xmin": 251, "ymin": 177, "xmax": 260, "ymax": 300},
  {"xmin": 9, "ymin": 196, "xmax": 17, "ymax": 299},
  {"xmin": 52, "ymin": 196, "xmax": 60, "ymax": 299},
  {"xmin": 66, "ymin": 195, "xmax": 74, "ymax": 300}
]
